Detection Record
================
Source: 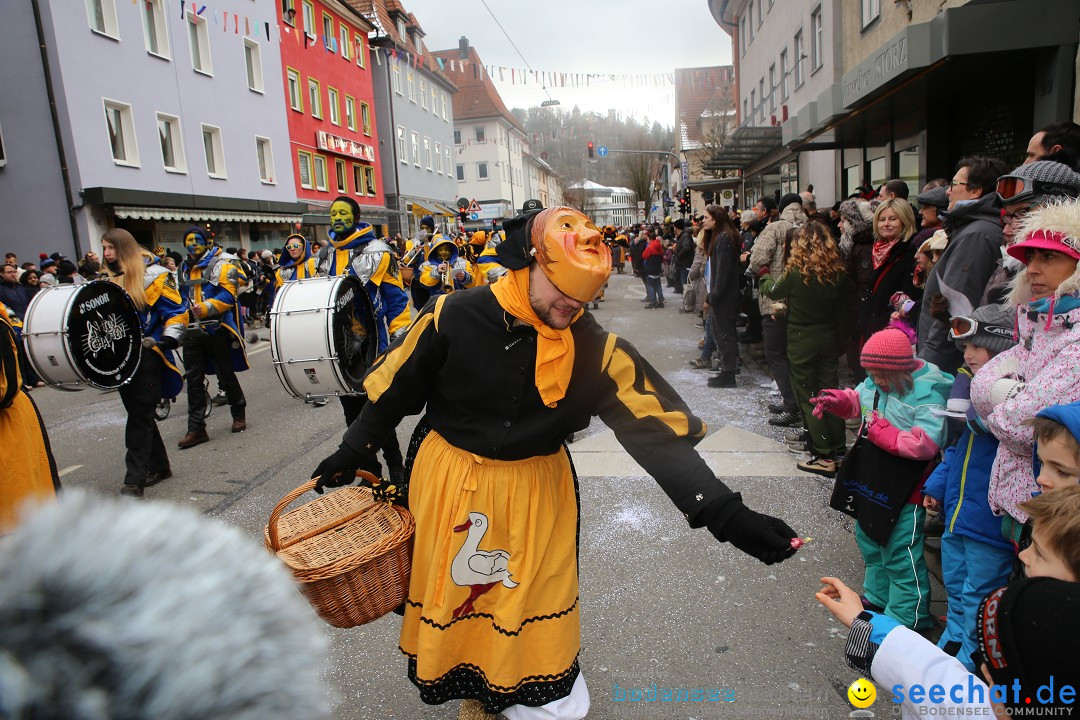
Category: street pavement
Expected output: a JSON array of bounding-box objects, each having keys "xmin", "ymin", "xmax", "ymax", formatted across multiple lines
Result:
[{"xmin": 33, "ymin": 270, "xmax": 940, "ymax": 719}]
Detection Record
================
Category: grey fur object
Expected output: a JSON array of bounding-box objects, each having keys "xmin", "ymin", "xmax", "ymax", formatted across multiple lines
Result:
[{"xmin": 0, "ymin": 491, "xmax": 330, "ymax": 720}]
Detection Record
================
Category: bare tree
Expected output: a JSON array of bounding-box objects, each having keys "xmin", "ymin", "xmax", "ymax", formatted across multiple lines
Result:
[{"xmin": 688, "ymin": 85, "xmax": 737, "ymax": 180}]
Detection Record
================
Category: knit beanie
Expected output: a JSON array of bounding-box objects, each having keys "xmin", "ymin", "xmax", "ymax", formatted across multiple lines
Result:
[
  {"xmin": 1004, "ymin": 160, "xmax": 1080, "ymax": 205},
  {"xmin": 860, "ymin": 328, "xmax": 918, "ymax": 372},
  {"xmin": 975, "ymin": 577, "xmax": 1080, "ymax": 711},
  {"xmin": 839, "ymin": 199, "xmax": 874, "ymax": 233},
  {"xmin": 778, "ymin": 193, "xmax": 802, "ymax": 213},
  {"xmin": 952, "ymin": 303, "xmax": 1016, "ymax": 355},
  {"xmin": 419, "ymin": 215, "xmax": 435, "ymax": 230}
]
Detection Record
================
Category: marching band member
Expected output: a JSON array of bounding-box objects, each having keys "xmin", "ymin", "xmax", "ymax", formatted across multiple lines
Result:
[
  {"xmin": 463, "ymin": 231, "xmax": 490, "ymax": 288},
  {"xmin": 318, "ymin": 195, "xmax": 409, "ymax": 482},
  {"xmin": 178, "ymin": 228, "xmax": 249, "ymax": 448},
  {"xmin": 0, "ymin": 299, "xmax": 59, "ymax": 533},
  {"xmin": 275, "ymin": 233, "xmax": 318, "ymax": 287},
  {"xmin": 406, "ymin": 215, "xmax": 437, "ymax": 310},
  {"xmin": 103, "ymin": 229, "xmax": 188, "ymax": 497},
  {"xmin": 418, "ymin": 236, "xmax": 472, "ymax": 297}
]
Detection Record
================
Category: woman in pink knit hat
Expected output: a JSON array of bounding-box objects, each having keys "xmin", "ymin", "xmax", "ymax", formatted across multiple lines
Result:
[{"xmin": 812, "ymin": 326, "xmax": 952, "ymax": 630}]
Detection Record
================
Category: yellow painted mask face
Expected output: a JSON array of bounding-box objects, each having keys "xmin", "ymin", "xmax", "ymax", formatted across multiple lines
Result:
[
  {"xmin": 184, "ymin": 232, "xmax": 208, "ymax": 257},
  {"xmin": 329, "ymin": 201, "xmax": 355, "ymax": 234},
  {"xmin": 532, "ymin": 207, "xmax": 611, "ymax": 303}
]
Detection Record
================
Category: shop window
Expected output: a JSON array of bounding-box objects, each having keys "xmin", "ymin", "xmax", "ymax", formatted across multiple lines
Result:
[
  {"xmin": 103, "ymin": 98, "xmax": 139, "ymax": 166},
  {"xmin": 896, "ymin": 146, "xmax": 920, "ymax": 198},
  {"xmin": 868, "ymin": 155, "xmax": 888, "ymax": 190},
  {"xmin": 156, "ymin": 112, "xmax": 186, "ymax": 173},
  {"xmin": 87, "ymin": 0, "xmax": 119, "ymax": 39},
  {"xmin": 187, "ymin": 10, "xmax": 212, "ymax": 75},
  {"xmin": 256, "ymin": 136, "xmax": 275, "ymax": 184},
  {"xmin": 142, "ymin": 0, "xmax": 170, "ymax": 58}
]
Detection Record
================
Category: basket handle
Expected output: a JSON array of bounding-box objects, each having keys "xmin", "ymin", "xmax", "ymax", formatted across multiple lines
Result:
[{"xmin": 267, "ymin": 471, "xmax": 380, "ymax": 552}]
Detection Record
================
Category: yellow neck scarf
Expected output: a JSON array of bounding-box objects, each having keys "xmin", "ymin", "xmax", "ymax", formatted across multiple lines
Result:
[{"xmin": 489, "ymin": 268, "xmax": 581, "ymax": 408}]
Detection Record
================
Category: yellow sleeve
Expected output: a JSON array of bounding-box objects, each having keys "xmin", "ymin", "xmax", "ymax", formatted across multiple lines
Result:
[{"xmin": 418, "ymin": 263, "xmax": 439, "ymax": 287}]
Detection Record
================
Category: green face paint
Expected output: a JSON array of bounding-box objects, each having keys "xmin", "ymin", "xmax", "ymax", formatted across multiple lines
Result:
[{"xmin": 330, "ymin": 201, "xmax": 355, "ymax": 234}]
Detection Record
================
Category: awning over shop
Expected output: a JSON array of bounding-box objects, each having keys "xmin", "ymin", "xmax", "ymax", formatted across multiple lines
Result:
[
  {"xmin": 114, "ymin": 205, "xmax": 302, "ymax": 224},
  {"xmin": 704, "ymin": 126, "xmax": 782, "ymax": 172},
  {"xmin": 686, "ymin": 177, "xmax": 743, "ymax": 190},
  {"xmin": 430, "ymin": 202, "xmax": 459, "ymax": 217},
  {"xmin": 411, "ymin": 200, "xmax": 457, "ymax": 216}
]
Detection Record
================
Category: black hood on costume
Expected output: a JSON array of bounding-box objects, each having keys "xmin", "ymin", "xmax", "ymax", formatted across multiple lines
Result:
[{"xmin": 494, "ymin": 209, "xmax": 543, "ymax": 271}]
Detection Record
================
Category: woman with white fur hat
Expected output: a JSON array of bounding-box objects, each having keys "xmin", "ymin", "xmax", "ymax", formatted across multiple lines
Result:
[{"xmin": 969, "ymin": 198, "xmax": 1080, "ymax": 544}]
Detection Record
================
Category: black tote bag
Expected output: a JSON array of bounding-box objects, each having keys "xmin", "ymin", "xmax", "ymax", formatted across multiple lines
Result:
[{"xmin": 829, "ymin": 393, "xmax": 930, "ymax": 545}]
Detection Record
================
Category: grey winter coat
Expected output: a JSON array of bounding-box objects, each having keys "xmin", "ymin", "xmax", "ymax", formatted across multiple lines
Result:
[{"xmin": 748, "ymin": 203, "xmax": 808, "ymax": 314}]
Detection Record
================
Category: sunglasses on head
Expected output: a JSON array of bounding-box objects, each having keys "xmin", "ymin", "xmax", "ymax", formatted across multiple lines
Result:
[
  {"xmin": 996, "ymin": 174, "xmax": 1080, "ymax": 205},
  {"xmin": 949, "ymin": 316, "xmax": 1012, "ymax": 341}
]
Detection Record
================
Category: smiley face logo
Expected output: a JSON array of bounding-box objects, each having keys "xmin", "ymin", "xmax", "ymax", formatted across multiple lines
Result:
[{"xmin": 847, "ymin": 678, "xmax": 876, "ymax": 709}]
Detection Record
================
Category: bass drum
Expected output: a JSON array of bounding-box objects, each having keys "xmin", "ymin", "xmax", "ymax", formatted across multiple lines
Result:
[
  {"xmin": 270, "ymin": 276, "xmax": 378, "ymax": 399},
  {"xmin": 22, "ymin": 281, "xmax": 142, "ymax": 389}
]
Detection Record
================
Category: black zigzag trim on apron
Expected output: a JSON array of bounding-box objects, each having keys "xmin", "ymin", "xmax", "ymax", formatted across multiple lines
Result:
[
  {"xmin": 404, "ymin": 653, "xmax": 579, "ymax": 714},
  {"xmin": 406, "ymin": 598, "xmax": 578, "ymax": 635}
]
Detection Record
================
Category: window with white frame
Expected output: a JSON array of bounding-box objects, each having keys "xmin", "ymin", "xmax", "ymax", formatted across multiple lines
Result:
[
  {"xmin": 313, "ymin": 154, "xmax": 327, "ymax": 191},
  {"xmin": 281, "ymin": 0, "xmax": 296, "ymax": 25},
  {"xmin": 811, "ymin": 6, "xmax": 823, "ymax": 71},
  {"xmin": 397, "ymin": 126, "xmax": 407, "ymax": 163},
  {"xmin": 444, "ymin": 147, "xmax": 451, "ymax": 175},
  {"xmin": 244, "ymin": 39, "xmax": 264, "ymax": 93},
  {"xmin": 861, "ymin": 0, "xmax": 880, "ymax": 29},
  {"xmin": 328, "ymin": 87, "xmax": 340, "ymax": 125},
  {"xmin": 748, "ymin": 0, "xmax": 755, "ymax": 41},
  {"xmin": 103, "ymin": 99, "xmax": 138, "ymax": 166},
  {"xmin": 441, "ymin": 92, "xmax": 448, "ymax": 120},
  {"xmin": 780, "ymin": 49, "xmax": 789, "ymax": 101},
  {"xmin": 364, "ymin": 165, "xmax": 376, "ymax": 195},
  {"xmin": 391, "ymin": 61, "xmax": 402, "ymax": 94},
  {"xmin": 769, "ymin": 65, "xmax": 776, "ymax": 112},
  {"xmin": 407, "ymin": 71, "xmax": 415, "ymax": 102},
  {"xmin": 335, "ymin": 159, "xmax": 347, "ymax": 193},
  {"xmin": 430, "ymin": 86, "xmax": 437, "ymax": 114},
  {"xmin": 396, "ymin": 18, "xmax": 406, "ymax": 39},
  {"xmin": 302, "ymin": 0, "xmax": 315, "ymax": 38},
  {"xmin": 201, "ymin": 124, "xmax": 225, "ymax": 178},
  {"xmin": 424, "ymin": 136, "xmax": 432, "ymax": 170},
  {"xmin": 360, "ymin": 102, "xmax": 371, "ymax": 135},
  {"xmin": 794, "ymin": 31, "xmax": 805, "ymax": 87},
  {"xmin": 354, "ymin": 34, "xmax": 365, "ymax": 67},
  {"xmin": 477, "ymin": 162, "xmax": 488, "ymax": 180},
  {"xmin": 353, "ymin": 164, "xmax": 366, "ymax": 195},
  {"xmin": 475, "ymin": 126, "xmax": 485, "ymax": 142},
  {"xmin": 453, "ymin": 129, "xmax": 461, "ymax": 145},
  {"xmin": 420, "ymin": 79, "xmax": 427, "ymax": 109},
  {"xmin": 298, "ymin": 150, "xmax": 313, "ymax": 188},
  {"xmin": 187, "ymin": 11, "xmax": 212, "ymax": 74},
  {"xmin": 434, "ymin": 142, "xmax": 442, "ymax": 174},
  {"xmin": 339, "ymin": 25, "xmax": 350, "ymax": 60},
  {"xmin": 456, "ymin": 164, "xmax": 464, "ymax": 181},
  {"xmin": 740, "ymin": 16, "xmax": 746, "ymax": 54},
  {"xmin": 142, "ymin": 0, "xmax": 169, "ymax": 58},
  {"xmin": 345, "ymin": 96, "xmax": 356, "ymax": 131},
  {"xmin": 758, "ymin": 77, "xmax": 764, "ymax": 120},
  {"xmin": 156, "ymin": 113, "xmax": 185, "ymax": 172},
  {"xmin": 0, "ymin": 121, "xmax": 6, "ymax": 168},
  {"xmin": 321, "ymin": 13, "xmax": 333, "ymax": 47},
  {"xmin": 756, "ymin": 0, "xmax": 763, "ymax": 26},
  {"xmin": 308, "ymin": 78, "xmax": 321, "ymax": 118},
  {"xmin": 750, "ymin": 89, "xmax": 756, "ymax": 118},
  {"xmin": 87, "ymin": 0, "xmax": 119, "ymax": 38},
  {"xmin": 287, "ymin": 68, "xmax": 302, "ymax": 110},
  {"xmin": 255, "ymin": 136, "xmax": 274, "ymax": 183},
  {"xmin": 411, "ymin": 131, "xmax": 420, "ymax": 166}
]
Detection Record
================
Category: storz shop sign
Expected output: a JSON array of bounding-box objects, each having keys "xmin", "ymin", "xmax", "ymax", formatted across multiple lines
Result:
[{"xmin": 841, "ymin": 25, "xmax": 930, "ymax": 109}]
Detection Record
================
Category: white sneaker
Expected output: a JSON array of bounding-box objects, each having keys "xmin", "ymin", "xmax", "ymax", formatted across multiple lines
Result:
[{"xmin": 758, "ymin": 379, "xmax": 779, "ymax": 390}]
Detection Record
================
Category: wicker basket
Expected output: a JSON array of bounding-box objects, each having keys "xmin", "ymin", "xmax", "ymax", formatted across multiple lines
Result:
[{"xmin": 265, "ymin": 473, "xmax": 414, "ymax": 628}]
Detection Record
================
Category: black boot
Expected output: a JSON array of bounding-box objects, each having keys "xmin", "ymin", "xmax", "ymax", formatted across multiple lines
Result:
[{"xmin": 707, "ymin": 371, "xmax": 737, "ymax": 388}]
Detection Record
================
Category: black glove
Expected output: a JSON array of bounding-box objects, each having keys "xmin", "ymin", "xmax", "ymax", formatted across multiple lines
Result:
[
  {"xmin": 311, "ymin": 442, "xmax": 370, "ymax": 494},
  {"xmin": 159, "ymin": 335, "xmax": 180, "ymax": 351},
  {"xmin": 929, "ymin": 293, "xmax": 950, "ymax": 324},
  {"xmin": 708, "ymin": 501, "xmax": 798, "ymax": 565}
]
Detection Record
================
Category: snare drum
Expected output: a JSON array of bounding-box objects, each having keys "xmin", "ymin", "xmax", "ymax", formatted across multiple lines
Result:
[
  {"xmin": 270, "ymin": 276, "xmax": 378, "ymax": 399},
  {"xmin": 22, "ymin": 281, "xmax": 142, "ymax": 389}
]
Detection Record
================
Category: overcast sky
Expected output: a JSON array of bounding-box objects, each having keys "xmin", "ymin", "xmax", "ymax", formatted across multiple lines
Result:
[{"xmin": 410, "ymin": 1, "xmax": 734, "ymax": 128}]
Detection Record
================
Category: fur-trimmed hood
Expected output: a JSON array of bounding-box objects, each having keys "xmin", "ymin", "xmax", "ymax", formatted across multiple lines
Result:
[{"xmin": 1007, "ymin": 199, "xmax": 1080, "ymax": 308}]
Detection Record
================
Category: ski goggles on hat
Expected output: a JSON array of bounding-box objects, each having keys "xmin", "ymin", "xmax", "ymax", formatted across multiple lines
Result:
[
  {"xmin": 996, "ymin": 174, "xmax": 1080, "ymax": 205},
  {"xmin": 948, "ymin": 316, "xmax": 1012, "ymax": 341}
]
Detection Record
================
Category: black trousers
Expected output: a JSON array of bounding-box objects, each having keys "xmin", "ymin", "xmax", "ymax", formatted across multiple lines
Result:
[
  {"xmin": 118, "ymin": 349, "xmax": 169, "ymax": 487},
  {"xmin": 183, "ymin": 327, "xmax": 246, "ymax": 431},
  {"xmin": 340, "ymin": 394, "xmax": 403, "ymax": 474},
  {"xmin": 709, "ymin": 303, "xmax": 739, "ymax": 373},
  {"xmin": 762, "ymin": 315, "xmax": 799, "ymax": 412}
]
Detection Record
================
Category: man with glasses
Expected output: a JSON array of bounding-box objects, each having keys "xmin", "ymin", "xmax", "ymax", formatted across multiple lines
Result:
[
  {"xmin": 917, "ymin": 156, "xmax": 1008, "ymax": 374},
  {"xmin": 980, "ymin": 160, "xmax": 1080, "ymax": 305}
]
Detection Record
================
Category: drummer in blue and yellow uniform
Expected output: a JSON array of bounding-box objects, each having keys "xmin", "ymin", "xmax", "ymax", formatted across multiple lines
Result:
[
  {"xmin": 102, "ymin": 229, "xmax": 188, "ymax": 497},
  {"xmin": 0, "ymin": 299, "xmax": 59, "ymax": 532},
  {"xmin": 317, "ymin": 195, "xmax": 409, "ymax": 483},
  {"xmin": 418, "ymin": 235, "xmax": 471, "ymax": 297},
  {"xmin": 178, "ymin": 227, "xmax": 249, "ymax": 448},
  {"xmin": 275, "ymin": 233, "xmax": 318, "ymax": 287},
  {"xmin": 462, "ymin": 231, "xmax": 490, "ymax": 288}
]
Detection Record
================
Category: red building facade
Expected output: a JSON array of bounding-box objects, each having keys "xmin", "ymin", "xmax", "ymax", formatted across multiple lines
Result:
[{"xmin": 278, "ymin": 0, "xmax": 387, "ymax": 230}]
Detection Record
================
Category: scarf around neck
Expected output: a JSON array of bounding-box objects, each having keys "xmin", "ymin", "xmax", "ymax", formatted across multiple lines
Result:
[
  {"xmin": 871, "ymin": 237, "xmax": 901, "ymax": 270},
  {"xmin": 489, "ymin": 268, "xmax": 582, "ymax": 408}
]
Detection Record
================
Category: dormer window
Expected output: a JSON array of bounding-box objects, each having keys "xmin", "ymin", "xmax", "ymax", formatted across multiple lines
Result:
[{"xmin": 396, "ymin": 18, "xmax": 406, "ymax": 39}]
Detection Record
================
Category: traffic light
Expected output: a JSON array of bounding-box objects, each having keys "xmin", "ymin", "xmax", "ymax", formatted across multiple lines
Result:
[
  {"xmin": 587, "ymin": 141, "xmax": 594, "ymax": 159},
  {"xmin": 459, "ymin": 210, "xmax": 468, "ymax": 224}
]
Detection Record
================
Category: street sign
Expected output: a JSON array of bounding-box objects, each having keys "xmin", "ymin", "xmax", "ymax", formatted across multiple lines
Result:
[
  {"xmin": 597, "ymin": 145, "xmax": 608, "ymax": 158},
  {"xmin": 469, "ymin": 213, "xmax": 479, "ymax": 221},
  {"xmin": 680, "ymin": 161, "xmax": 688, "ymax": 185},
  {"xmin": 636, "ymin": 200, "xmax": 646, "ymax": 210},
  {"xmin": 467, "ymin": 199, "xmax": 483, "ymax": 213}
]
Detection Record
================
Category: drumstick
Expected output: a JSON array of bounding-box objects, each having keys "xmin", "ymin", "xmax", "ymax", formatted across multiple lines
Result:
[{"xmin": 142, "ymin": 338, "xmax": 158, "ymax": 349}]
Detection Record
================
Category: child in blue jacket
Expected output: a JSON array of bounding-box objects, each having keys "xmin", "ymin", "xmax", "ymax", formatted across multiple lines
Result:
[{"xmin": 921, "ymin": 304, "xmax": 1017, "ymax": 671}]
